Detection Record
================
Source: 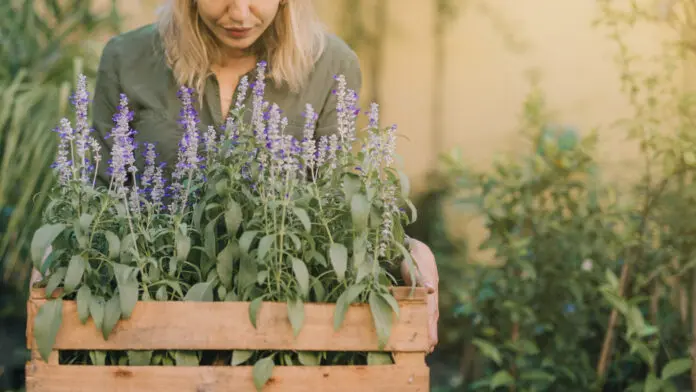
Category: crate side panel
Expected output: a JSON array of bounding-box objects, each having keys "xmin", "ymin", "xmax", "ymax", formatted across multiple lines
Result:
[
  {"xmin": 27, "ymin": 298, "xmax": 429, "ymax": 351},
  {"xmin": 25, "ymin": 364, "xmax": 429, "ymax": 392}
]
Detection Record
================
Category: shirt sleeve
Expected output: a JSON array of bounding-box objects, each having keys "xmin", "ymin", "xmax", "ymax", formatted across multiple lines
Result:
[
  {"xmin": 314, "ymin": 49, "xmax": 363, "ymax": 139},
  {"xmin": 91, "ymin": 38, "xmax": 122, "ymax": 187}
]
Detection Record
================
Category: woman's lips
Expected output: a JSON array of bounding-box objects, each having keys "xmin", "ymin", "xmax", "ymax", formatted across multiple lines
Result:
[{"xmin": 222, "ymin": 27, "xmax": 252, "ymax": 39}]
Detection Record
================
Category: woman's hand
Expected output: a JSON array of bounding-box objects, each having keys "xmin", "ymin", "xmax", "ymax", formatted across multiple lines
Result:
[{"xmin": 401, "ymin": 237, "xmax": 439, "ymax": 353}]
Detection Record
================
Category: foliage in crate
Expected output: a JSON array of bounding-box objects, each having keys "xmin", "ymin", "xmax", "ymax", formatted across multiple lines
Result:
[{"xmin": 29, "ymin": 62, "xmax": 421, "ymax": 389}]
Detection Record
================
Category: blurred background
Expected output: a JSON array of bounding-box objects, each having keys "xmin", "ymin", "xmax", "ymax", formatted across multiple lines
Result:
[{"xmin": 5, "ymin": 0, "xmax": 696, "ymax": 390}]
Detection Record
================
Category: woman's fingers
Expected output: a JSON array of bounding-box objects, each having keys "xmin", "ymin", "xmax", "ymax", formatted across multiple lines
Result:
[{"xmin": 402, "ymin": 238, "xmax": 439, "ymax": 352}]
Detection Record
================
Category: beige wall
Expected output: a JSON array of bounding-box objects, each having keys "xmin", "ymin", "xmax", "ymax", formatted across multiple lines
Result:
[
  {"xmin": 106, "ymin": 0, "xmax": 677, "ymax": 181},
  {"xmin": 102, "ymin": 0, "xmax": 680, "ymax": 258}
]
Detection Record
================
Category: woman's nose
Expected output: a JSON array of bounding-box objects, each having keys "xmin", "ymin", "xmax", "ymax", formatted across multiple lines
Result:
[{"xmin": 227, "ymin": 0, "xmax": 251, "ymax": 21}]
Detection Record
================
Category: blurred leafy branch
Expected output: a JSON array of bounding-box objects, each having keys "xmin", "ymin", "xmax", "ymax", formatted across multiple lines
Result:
[
  {"xmin": 419, "ymin": 1, "xmax": 696, "ymax": 390},
  {"xmin": 0, "ymin": 0, "xmax": 121, "ymax": 312}
]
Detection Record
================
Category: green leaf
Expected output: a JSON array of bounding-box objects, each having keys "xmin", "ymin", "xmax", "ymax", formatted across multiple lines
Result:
[
  {"xmin": 353, "ymin": 232, "xmax": 368, "ymax": 267},
  {"xmin": 193, "ymin": 203, "xmax": 205, "ymax": 231},
  {"xmin": 89, "ymin": 296, "xmax": 105, "ymax": 330},
  {"xmin": 63, "ymin": 255, "xmax": 86, "ymax": 293},
  {"xmin": 90, "ymin": 351, "xmax": 106, "ymax": 366},
  {"xmin": 292, "ymin": 207, "xmax": 312, "ymax": 232},
  {"xmin": 662, "ymin": 358, "xmax": 693, "ymax": 380},
  {"xmin": 184, "ymin": 282, "xmax": 214, "ymax": 302},
  {"xmin": 308, "ymin": 250, "xmax": 327, "ymax": 267},
  {"xmin": 329, "ymin": 243, "xmax": 348, "ymax": 280},
  {"xmin": 39, "ymin": 249, "xmax": 65, "ymax": 276},
  {"xmin": 292, "ymin": 258, "xmax": 310, "ymax": 298},
  {"xmin": 605, "ymin": 269, "xmax": 619, "ymax": 289},
  {"xmin": 405, "ymin": 199, "xmax": 418, "ymax": 223},
  {"xmin": 156, "ymin": 286, "xmax": 168, "ymax": 301},
  {"xmin": 33, "ymin": 299, "xmax": 63, "ymax": 362},
  {"xmin": 204, "ymin": 221, "xmax": 217, "ymax": 259},
  {"xmin": 175, "ymin": 351, "xmax": 200, "ymax": 366},
  {"xmin": 113, "ymin": 263, "xmax": 139, "ymax": 318},
  {"xmin": 490, "ymin": 370, "xmax": 515, "ymax": 390},
  {"xmin": 518, "ymin": 339, "xmax": 539, "ymax": 355},
  {"xmin": 369, "ymin": 291, "xmax": 394, "ymax": 350},
  {"xmin": 393, "ymin": 241, "xmax": 417, "ymax": 289},
  {"xmin": 217, "ymin": 242, "xmax": 236, "ymax": 289},
  {"xmin": 645, "ymin": 373, "xmax": 662, "ymax": 392},
  {"xmin": 472, "ymin": 339, "xmax": 502, "ymax": 365},
  {"xmin": 312, "ymin": 278, "xmax": 326, "ymax": 302},
  {"xmin": 630, "ymin": 340, "xmax": 654, "ymax": 366},
  {"xmin": 76, "ymin": 285, "xmax": 92, "ymax": 324},
  {"xmin": 31, "ymin": 223, "xmax": 66, "ymax": 269},
  {"xmin": 232, "ymin": 350, "xmax": 254, "ymax": 365},
  {"xmin": 287, "ymin": 297, "xmax": 305, "ymax": 337},
  {"xmin": 397, "ymin": 169, "xmax": 411, "ymax": 198},
  {"xmin": 334, "ymin": 284, "xmax": 366, "ymax": 331},
  {"xmin": 367, "ymin": 352, "xmax": 393, "ymax": 365},
  {"xmin": 103, "ymin": 231, "xmax": 120, "ymax": 259},
  {"xmin": 175, "ymin": 230, "xmax": 191, "ymax": 262},
  {"xmin": 225, "ymin": 291, "xmax": 239, "ymax": 301},
  {"xmin": 238, "ymin": 255, "xmax": 258, "ymax": 292},
  {"xmin": 288, "ymin": 233, "xmax": 302, "ymax": 251},
  {"xmin": 379, "ymin": 292, "xmax": 400, "ymax": 319},
  {"xmin": 249, "ymin": 297, "xmax": 263, "ymax": 328},
  {"xmin": 342, "ymin": 174, "xmax": 362, "ymax": 204},
  {"xmin": 74, "ymin": 214, "xmax": 94, "ymax": 248},
  {"xmin": 128, "ymin": 351, "xmax": 153, "ymax": 366},
  {"xmin": 351, "ymin": 194, "xmax": 370, "ymax": 231},
  {"xmin": 298, "ymin": 352, "xmax": 320, "ymax": 366},
  {"xmin": 102, "ymin": 294, "xmax": 122, "ymax": 339},
  {"xmin": 225, "ymin": 199, "xmax": 243, "ymax": 234},
  {"xmin": 356, "ymin": 261, "xmax": 372, "ymax": 284},
  {"xmin": 258, "ymin": 234, "xmax": 275, "ymax": 261},
  {"xmin": 120, "ymin": 233, "xmax": 139, "ymax": 263},
  {"xmin": 239, "ymin": 231, "xmax": 259, "ymax": 255},
  {"xmin": 519, "ymin": 370, "xmax": 555, "ymax": 383},
  {"xmin": 253, "ymin": 356, "xmax": 275, "ymax": 391},
  {"xmin": 45, "ymin": 267, "xmax": 67, "ymax": 298}
]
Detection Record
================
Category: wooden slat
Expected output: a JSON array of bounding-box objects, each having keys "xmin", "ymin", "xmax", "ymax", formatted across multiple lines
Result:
[
  {"xmin": 394, "ymin": 353, "xmax": 425, "ymax": 366},
  {"xmin": 30, "ymin": 287, "xmax": 427, "ymax": 301},
  {"xmin": 25, "ymin": 364, "xmax": 429, "ymax": 392},
  {"xmin": 27, "ymin": 289, "xmax": 428, "ymax": 352}
]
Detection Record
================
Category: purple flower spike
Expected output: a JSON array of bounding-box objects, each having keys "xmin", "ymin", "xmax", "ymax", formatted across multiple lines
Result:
[
  {"xmin": 301, "ymin": 104, "xmax": 318, "ymax": 171},
  {"xmin": 170, "ymin": 86, "xmax": 202, "ymax": 213},
  {"xmin": 54, "ymin": 119, "xmax": 74, "ymax": 186},
  {"xmin": 109, "ymin": 94, "xmax": 137, "ymax": 197},
  {"xmin": 141, "ymin": 143, "xmax": 157, "ymax": 189}
]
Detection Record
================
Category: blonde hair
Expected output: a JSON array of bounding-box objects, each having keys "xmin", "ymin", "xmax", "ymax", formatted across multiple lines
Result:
[{"xmin": 157, "ymin": 0, "xmax": 327, "ymax": 94}]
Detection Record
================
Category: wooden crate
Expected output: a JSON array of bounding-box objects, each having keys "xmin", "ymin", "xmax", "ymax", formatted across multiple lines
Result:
[{"xmin": 25, "ymin": 287, "xmax": 430, "ymax": 391}]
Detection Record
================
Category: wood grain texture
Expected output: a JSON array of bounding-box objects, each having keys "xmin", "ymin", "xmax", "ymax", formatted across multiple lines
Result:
[
  {"xmin": 25, "ymin": 363, "xmax": 429, "ymax": 392},
  {"xmin": 27, "ymin": 287, "xmax": 429, "ymax": 352}
]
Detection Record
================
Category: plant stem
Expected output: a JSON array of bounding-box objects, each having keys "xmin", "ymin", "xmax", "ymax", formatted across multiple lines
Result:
[
  {"xmin": 179, "ymin": 167, "xmax": 194, "ymax": 216},
  {"xmin": 311, "ymin": 177, "xmax": 334, "ymax": 244},
  {"xmin": 92, "ymin": 161, "xmax": 100, "ymax": 188},
  {"xmin": 276, "ymin": 171, "xmax": 291, "ymax": 297},
  {"xmin": 596, "ymin": 175, "xmax": 672, "ymax": 383}
]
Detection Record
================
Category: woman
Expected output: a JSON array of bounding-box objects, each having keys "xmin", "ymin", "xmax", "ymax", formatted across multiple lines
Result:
[{"xmin": 93, "ymin": 0, "xmax": 438, "ymax": 351}]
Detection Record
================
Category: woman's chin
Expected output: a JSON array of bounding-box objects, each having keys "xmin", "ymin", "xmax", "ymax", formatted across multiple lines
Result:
[{"xmin": 217, "ymin": 35, "xmax": 258, "ymax": 54}]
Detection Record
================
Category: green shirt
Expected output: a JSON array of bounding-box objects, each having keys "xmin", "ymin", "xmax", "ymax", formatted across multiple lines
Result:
[{"xmin": 92, "ymin": 24, "xmax": 362, "ymax": 183}]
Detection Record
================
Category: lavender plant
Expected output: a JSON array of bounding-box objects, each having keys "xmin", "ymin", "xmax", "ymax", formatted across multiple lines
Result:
[{"xmin": 30, "ymin": 62, "xmax": 419, "ymax": 387}]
